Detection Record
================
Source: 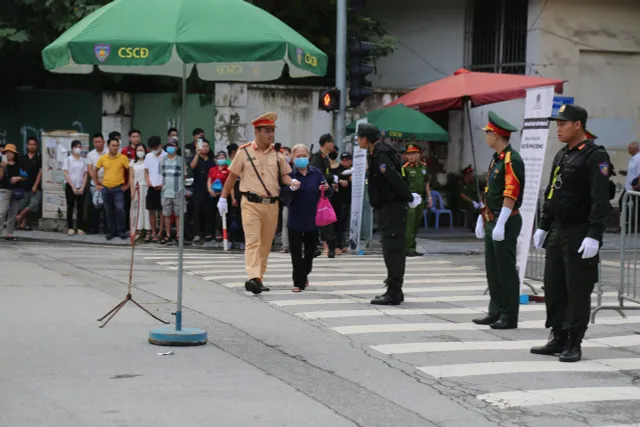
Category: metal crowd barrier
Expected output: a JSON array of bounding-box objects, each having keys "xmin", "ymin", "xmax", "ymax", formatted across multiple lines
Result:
[{"xmin": 591, "ymin": 190, "xmax": 640, "ymax": 323}]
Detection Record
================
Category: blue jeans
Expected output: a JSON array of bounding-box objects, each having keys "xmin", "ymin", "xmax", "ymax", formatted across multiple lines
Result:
[{"xmin": 102, "ymin": 186, "xmax": 125, "ymax": 236}]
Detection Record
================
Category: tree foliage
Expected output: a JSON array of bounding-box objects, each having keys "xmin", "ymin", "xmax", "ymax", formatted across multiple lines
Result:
[{"xmin": 0, "ymin": 0, "xmax": 396, "ymax": 92}]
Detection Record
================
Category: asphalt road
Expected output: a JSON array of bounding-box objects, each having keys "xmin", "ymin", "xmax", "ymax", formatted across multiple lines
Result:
[{"xmin": 2, "ymin": 241, "xmax": 640, "ymax": 427}]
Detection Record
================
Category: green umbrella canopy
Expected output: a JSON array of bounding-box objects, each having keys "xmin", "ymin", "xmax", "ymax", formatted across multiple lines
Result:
[
  {"xmin": 346, "ymin": 104, "xmax": 449, "ymax": 142},
  {"xmin": 41, "ymin": 0, "xmax": 328, "ymax": 81}
]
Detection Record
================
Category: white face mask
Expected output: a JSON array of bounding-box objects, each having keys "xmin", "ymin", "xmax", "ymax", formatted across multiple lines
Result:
[
  {"xmin": 73, "ymin": 148, "xmax": 82, "ymax": 155},
  {"xmin": 137, "ymin": 151, "xmax": 145, "ymax": 159}
]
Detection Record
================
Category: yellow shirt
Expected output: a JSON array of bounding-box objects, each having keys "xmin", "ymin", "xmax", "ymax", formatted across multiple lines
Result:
[{"xmin": 96, "ymin": 153, "xmax": 130, "ymax": 188}]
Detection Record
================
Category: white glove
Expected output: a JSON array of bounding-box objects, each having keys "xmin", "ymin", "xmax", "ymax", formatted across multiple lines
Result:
[
  {"xmin": 491, "ymin": 207, "xmax": 512, "ymax": 242},
  {"xmin": 408, "ymin": 193, "xmax": 422, "ymax": 209},
  {"xmin": 578, "ymin": 237, "xmax": 600, "ymax": 259},
  {"xmin": 475, "ymin": 215, "xmax": 485, "ymax": 239},
  {"xmin": 533, "ymin": 229, "xmax": 547, "ymax": 250},
  {"xmin": 289, "ymin": 179, "xmax": 301, "ymax": 191},
  {"xmin": 472, "ymin": 201, "xmax": 481, "ymax": 210},
  {"xmin": 217, "ymin": 197, "xmax": 228, "ymax": 216},
  {"xmin": 342, "ymin": 169, "xmax": 353, "ymax": 176},
  {"xmin": 333, "ymin": 175, "xmax": 339, "ymax": 183}
]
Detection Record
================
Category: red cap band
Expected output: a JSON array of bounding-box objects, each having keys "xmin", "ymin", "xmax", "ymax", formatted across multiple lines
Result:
[{"xmin": 486, "ymin": 123, "xmax": 511, "ymax": 138}]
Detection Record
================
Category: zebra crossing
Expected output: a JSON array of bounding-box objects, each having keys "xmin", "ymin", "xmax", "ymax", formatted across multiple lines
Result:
[{"xmin": 141, "ymin": 248, "xmax": 640, "ymax": 421}]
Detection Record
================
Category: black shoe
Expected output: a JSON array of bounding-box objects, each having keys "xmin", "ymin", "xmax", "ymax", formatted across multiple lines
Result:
[
  {"xmin": 328, "ymin": 250, "xmax": 335, "ymax": 258},
  {"xmin": 119, "ymin": 233, "xmax": 128, "ymax": 240},
  {"xmin": 530, "ymin": 329, "xmax": 568, "ymax": 356},
  {"xmin": 244, "ymin": 278, "xmax": 262, "ymax": 295},
  {"xmin": 259, "ymin": 281, "xmax": 270, "ymax": 292},
  {"xmin": 407, "ymin": 250, "xmax": 423, "ymax": 257},
  {"xmin": 559, "ymin": 331, "xmax": 584, "ymax": 363},
  {"xmin": 105, "ymin": 234, "xmax": 114, "ymax": 241},
  {"xmin": 472, "ymin": 315, "xmax": 499, "ymax": 325},
  {"xmin": 313, "ymin": 249, "xmax": 321, "ymax": 258},
  {"xmin": 371, "ymin": 290, "xmax": 403, "ymax": 305},
  {"xmin": 490, "ymin": 319, "xmax": 517, "ymax": 330}
]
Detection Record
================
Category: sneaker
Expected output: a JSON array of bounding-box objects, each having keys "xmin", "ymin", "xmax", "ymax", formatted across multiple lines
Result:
[
  {"xmin": 67, "ymin": 229, "xmax": 76, "ymax": 236},
  {"xmin": 77, "ymin": 230, "xmax": 85, "ymax": 236},
  {"xmin": 193, "ymin": 235, "xmax": 201, "ymax": 244}
]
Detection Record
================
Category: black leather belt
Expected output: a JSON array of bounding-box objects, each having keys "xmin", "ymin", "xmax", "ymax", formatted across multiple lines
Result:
[{"xmin": 243, "ymin": 192, "xmax": 278, "ymax": 205}]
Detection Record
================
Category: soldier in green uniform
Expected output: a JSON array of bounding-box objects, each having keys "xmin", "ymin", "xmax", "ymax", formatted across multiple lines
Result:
[
  {"xmin": 530, "ymin": 105, "xmax": 611, "ymax": 363},
  {"xmin": 402, "ymin": 144, "xmax": 432, "ymax": 256},
  {"xmin": 473, "ymin": 111, "xmax": 525, "ymax": 330}
]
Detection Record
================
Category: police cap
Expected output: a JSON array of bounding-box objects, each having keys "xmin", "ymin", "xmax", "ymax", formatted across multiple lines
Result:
[
  {"xmin": 357, "ymin": 123, "xmax": 380, "ymax": 143},
  {"xmin": 405, "ymin": 143, "xmax": 421, "ymax": 153},
  {"xmin": 340, "ymin": 152, "xmax": 352, "ymax": 160},
  {"xmin": 549, "ymin": 104, "xmax": 588, "ymax": 124}
]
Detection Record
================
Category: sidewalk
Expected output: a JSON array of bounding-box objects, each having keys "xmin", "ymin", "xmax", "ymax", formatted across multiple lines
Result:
[{"xmin": 7, "ymin": 227, "xmax": 627, "ymax": 254}]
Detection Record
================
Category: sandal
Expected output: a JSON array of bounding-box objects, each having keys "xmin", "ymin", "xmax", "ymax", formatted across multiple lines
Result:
[
  {"xmin": 292, "ymin": 287, "xmax": 303, "ymax": 293},
  {"xmin": 4, "ymin": 236, "xmax": 17, "ymax": 241}
]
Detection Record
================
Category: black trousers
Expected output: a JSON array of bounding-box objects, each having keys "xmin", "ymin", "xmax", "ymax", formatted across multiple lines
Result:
[
  {"xmin": 193, "ymin": 191, "xmax": 214, "ymax": 238},
  {"xmin": 543, "ymin": 222, "xmax": 599, "ymax": 333},
  {"xmin": 378, "ymin": 201, "xmax": 408, "ymax": 290},
  {"xmin": 124, "ymin": 187, "xmax": 131, "ymax": 230},
  {"xmin": 289, "ymin": 229, "xmax": 319, "ymax": 288},
  {"xmin": 65, "ymin": 184, "xmax": 85, "ymax": 230}
]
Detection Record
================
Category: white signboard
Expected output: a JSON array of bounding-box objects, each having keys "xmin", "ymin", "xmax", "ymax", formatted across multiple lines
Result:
[
  {"xmin": 516, "ymin": 86, "xmax": 555, "ymax": 288},
  {"xmin": 348, "ymin": 118, "xmax": 368, "ymax": 252}
]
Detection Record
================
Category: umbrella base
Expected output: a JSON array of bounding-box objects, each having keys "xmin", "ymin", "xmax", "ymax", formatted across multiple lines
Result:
[{"xmin": 148, "ymin": 326, "xmax": 208, "ymax": 346}]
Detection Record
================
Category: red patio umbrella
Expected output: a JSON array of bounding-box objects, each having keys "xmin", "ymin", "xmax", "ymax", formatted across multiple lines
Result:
[
  {"xmin": 386, "ymin": 68, "xmax": 565, "ymax": 202},
  {"xmin": 387, "ymin": 68, "xmax": 564, "ymax": 113}
]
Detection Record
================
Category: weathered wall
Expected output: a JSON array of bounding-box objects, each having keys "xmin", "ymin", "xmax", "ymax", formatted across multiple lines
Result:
[
  {"xmin": 214, "ymin": 84, "xmax": 407, "ymax": 151},
  {"xmin": 367, "ymin": 0, "xmax": 467, "ymax": 89},
  {"xmin": 0, "ymin": 90, "xmax": 101, "ymax": 152},
  {"xmin": 533, "ymin": 0, "xmax": 640, "ymax": 194}
]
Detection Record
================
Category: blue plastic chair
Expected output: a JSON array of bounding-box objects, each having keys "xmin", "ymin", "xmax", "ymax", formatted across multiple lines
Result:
[{"xmin": 424, "ymin": 190, "xmax": 452, "ymax": 229}]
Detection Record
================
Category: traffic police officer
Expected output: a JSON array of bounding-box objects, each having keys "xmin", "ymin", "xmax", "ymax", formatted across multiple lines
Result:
[
  {"xmin": 357, "ymin": 123, "xmax": 422, "ymax": 305},
  {"xmin": 219, "ymin": 112, "xmax": 295, "ymax": 295},
  {"xmin": 531, "ymin": 104, "xmax": 611, "ymax": 362},
  {"xmin": 473, "ymin": 111, "xmax": 525, "ymax": 330},
  {"xmin": 402, "ymin": 144, "xmax": 432, "ymax": 256}
]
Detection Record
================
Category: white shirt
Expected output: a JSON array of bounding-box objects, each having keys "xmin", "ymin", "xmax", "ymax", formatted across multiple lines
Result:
[
  {"xmin": 625, "ymin": 153, "xmax": 640, "ymax": 191},
  {"xmin": 144, "ymin": 150, "xmax": 167, "ymax": 187},
  {"xmin": 63, "ymin": 155, "xmax": 87, "ymax": 189},
  {"xmin": 87, "ymin": 148, "xmax": 107, "ymax": 186}
]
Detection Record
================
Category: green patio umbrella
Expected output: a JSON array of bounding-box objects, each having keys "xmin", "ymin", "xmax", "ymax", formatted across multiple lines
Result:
[
  {"xmin": 41, "ymin": 0, "xmax": 327, "ymax": 343},
  {"xmin": 346, "ymin": 104, "xmax": 449, "ymax": 141}
]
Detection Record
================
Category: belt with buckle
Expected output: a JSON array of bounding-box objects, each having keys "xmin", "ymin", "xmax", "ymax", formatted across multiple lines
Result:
[{"xmin": 243, "ymin": 192, "xmax": 278, "ymax": 205}]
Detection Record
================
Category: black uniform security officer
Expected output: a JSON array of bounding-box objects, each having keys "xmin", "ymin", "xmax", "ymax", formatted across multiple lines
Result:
[
  {"xmin": 473, "ymin": 111, "xmax": 525, "ymax": 330},
  {"xmin": 531, "ymin": 104, "xmax": 611, "ymax": 363},
  {"xmin": 357, "ymin": 123, "xmax": 422, "ymax": 305}
]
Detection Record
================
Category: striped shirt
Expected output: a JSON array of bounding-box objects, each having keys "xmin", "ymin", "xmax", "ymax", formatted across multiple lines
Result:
[{"xmin": 160, "ymin": 155, "xmax": 183, "ymax": 199}]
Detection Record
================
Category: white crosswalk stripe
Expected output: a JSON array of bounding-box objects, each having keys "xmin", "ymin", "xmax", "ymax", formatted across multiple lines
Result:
[{"xmin": 143, "ymin": 249, "xmax": 640, "ymax": 418}]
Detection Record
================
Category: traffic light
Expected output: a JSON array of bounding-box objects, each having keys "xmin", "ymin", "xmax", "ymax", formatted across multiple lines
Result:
[
  {"xmin": 349, "ymin": 37, "xmax": 375, "ymax": 108},
  {"xmin": 318, "ymin": 88, "xmax": 340, "ymax": 112}
]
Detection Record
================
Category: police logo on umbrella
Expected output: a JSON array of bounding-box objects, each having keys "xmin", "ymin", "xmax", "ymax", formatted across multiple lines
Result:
[{"xmin": 94, "ymin": 44, "xmax": 110, "ymax": 62}]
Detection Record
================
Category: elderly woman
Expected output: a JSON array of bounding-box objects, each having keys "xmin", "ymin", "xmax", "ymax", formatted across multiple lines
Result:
[{"xmin": 281, "ymin": 144, "xmax": 333, "ymax": 292}]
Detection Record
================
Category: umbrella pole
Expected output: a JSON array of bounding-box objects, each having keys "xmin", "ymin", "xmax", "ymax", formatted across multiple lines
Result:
[
  {"xmin": 464, "ymin": 100, "xmax": 483, "ymax": 202},
  {"xmin": 148, "ymin": 63, "xmax": 207, "ymax": 347}
]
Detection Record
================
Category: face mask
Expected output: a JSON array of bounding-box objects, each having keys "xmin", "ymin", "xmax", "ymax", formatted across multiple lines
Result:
[
  {"xmin": 73, "ymin": 148, "xmax": 82, "ymax": 155},
  {"xmin": 328, "ymin": 152, "xmax": 338, "ymax": 160},
  {"xmin": 137, "ymin": 151, "xmax": 145, "ymax": 159},
  {"xmin": 217, "ymin": 159, "xmax": 226, "ymax": 166},
  {"xmin": 167, "ymin": 146, "xmax": 176, "ymax": 155},
  {"xmin": 294, "ymin": 158, "xmax": 309, "ymax": 169}
]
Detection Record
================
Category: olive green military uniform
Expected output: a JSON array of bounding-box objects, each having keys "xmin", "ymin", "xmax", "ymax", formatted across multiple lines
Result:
[
  {"xmin": 477, "ymin": 112, "xmax": 525, "ymax": 328},
  {"xmin": 402, "ymin": 144, "xmax": 429, "ymax": 253},
  {"xmin": 530, "ymin": 104, "xmax": 611, "ymax": 362}
]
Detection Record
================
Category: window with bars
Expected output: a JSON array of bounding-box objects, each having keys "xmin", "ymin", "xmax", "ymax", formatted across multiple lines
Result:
[{"xmin": 465, "ymin": 0, "xmax": 529, "ymax": 74}]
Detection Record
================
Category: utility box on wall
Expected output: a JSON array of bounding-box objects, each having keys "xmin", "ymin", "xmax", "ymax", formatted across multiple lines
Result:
[{"xmin": 41, "ymin": 131, "xmax": 90, "ymax": 220}]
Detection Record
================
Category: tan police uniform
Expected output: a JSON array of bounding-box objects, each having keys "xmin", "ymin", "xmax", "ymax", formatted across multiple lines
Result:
[{"xmin": 229, "ymin": 112, "xmax": 292, "ymax": 285}]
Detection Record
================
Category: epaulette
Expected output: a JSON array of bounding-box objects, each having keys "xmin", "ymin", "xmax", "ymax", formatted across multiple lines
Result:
[{"xmin": 239, "ymin": 143, "xmax": 251, "ymax": 149}]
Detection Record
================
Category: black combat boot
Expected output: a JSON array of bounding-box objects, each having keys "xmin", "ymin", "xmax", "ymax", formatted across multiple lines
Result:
[
  {"xmin": 371, "ymin": 288, "xmax": 404, "ymax": 305},
  {"xmin": 559, "ymin": 330, "xmax": 584, "ymax": 363},
  {"xmin": 530, "ymin": 329, "xmax": 568, "ymax": 356}
]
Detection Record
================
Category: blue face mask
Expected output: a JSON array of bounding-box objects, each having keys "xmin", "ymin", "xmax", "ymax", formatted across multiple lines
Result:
[
  {"xmin": 166, "ymin": 146, "xmax": 176, "ymax": 155},
  {"xmin": 217, "ymin": 159, "xmax": 226, "ymax": 166},
  {"xmin": 294, "ymin": 157, "xmax": 309, "ymax": 169}
]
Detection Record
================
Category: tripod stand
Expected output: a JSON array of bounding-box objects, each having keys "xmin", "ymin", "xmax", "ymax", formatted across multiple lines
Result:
[{"xmin": 98, "ymin": 183, "xmax": 170, "ymax": 328}]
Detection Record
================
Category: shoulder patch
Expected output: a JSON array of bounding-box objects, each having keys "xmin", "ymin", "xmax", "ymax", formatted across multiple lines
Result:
[
  {"xmin": 578, "ymin": 143, "xmax": 586, "ymax": 150},
  {"xmin": 379, "ymin": 163, "xmax": 387, "ymax": 173},
  {"xmin": 403, "ymin": 162, "xmax": 410, "ymax": 167},
  {"xmin": 420, "ymin": 161, "xmax": 427, "ymax": 166},
  {"xmin": 598, "ymin": 161, "xmax": 609, "ymax": 176},
  {"xmin": 504, "ymin": 151, "xmax": 512, "ymax": 163}
]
